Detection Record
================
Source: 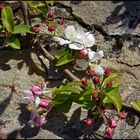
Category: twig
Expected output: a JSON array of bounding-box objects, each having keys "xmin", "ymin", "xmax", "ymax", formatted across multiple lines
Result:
[
  {"xmin": 34, "ymin": 37, "xmax": 139, "ymax": 114},
  {"xmin": 35, "ymin": 37, "xmax": 80, "ymax": 81},
  {"xmin": 20, "ymin": 2, "xmax": 30, "ymax": 25}
]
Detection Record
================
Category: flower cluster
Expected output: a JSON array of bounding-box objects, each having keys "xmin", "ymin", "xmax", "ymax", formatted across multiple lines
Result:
[
  {"xmin": 22, "ymin": 85, "xmax": 53, "ymax": 127},
  {"xmin": 22, "ymin": 25, "xmax": 126, "ymax": 138},
  {"xmin": 54, "ymin": 25, "xmax": 104, "ymax": 69},
  {"xmin": 33, "ymin": 8, "xmax": 64, "ymax": 34}
]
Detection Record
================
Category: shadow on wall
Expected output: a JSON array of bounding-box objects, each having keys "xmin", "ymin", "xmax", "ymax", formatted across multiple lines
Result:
[
  {"xmin": 0, "ymin": 46, "xmax": 48, "ymax": 80},
  {"xmin": 104, "ymin": 1, "xmax": 140, "ymax": 29}
]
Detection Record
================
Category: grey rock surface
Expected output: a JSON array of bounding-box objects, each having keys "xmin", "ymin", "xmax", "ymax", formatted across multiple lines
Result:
[
  {"xmin": 0, "ymin": 1, "xmax": 140, "ymax": 139},
  {"xmin": 60, "ymin": 1, "xmax": 140, "ymax": 36}
]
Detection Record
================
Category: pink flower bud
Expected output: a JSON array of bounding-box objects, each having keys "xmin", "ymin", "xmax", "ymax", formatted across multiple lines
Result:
[
  {"xmin": 84, "ymin": 118, "xmax": 93, "ymax": 126},
  {"xmin": 81, "ymin": 79, "xmax": 87, "ymax": 85},
  {"xmin": 31, "ymin": 86, "xmax": 42, "ymax": 95},
  {"xmin": 92, "ymin": 92, "xmax": 99, "ymax": 100},
  {"xmin": 79, "ymin": 49, "xmax": 88, "ymax": 58},
  {"xmin": 0, "ymin": 3, "xmax": 4, "ymax": 11},
  {"xmin": 47, "ymin": 12, "xmax": 54, "ymax": 18},
  {"xmin": 39, "ymin": 100, "xmax": 49, "ymax": 108},
  {"xmin": 107, "ymin": 119, "xmax": 117, "ymax": 128},
  {"xmin": 33, "ymin": 115, "xmax": 46, "ymax": 127},
  {"xmin": 93, "ymin": 76, "xmax": 100, "ymax": 84},
  {"xmin": 107, "ymin": 82, "xmax": 112, "ymax": 87},
  {"xmin": 57, "ymin": 19, "xmax": 64, "ymax": 25},
  {"xmin": 33, "ymin": 27, "xmax": 39, "ymax": 33},
  {"xmin": 104, "ymin": 69, "xmax": 110, "ymax": 77},
  {"xmin": 118, "ymin": 112, "xmax": 127, "ymax": 119},
  {"xmin": 86, "ymin": 69, "xmax": 94, "ymax": 76},
  {"xmin": 48, "ymin": 26, "xmax": 55, "ymax": 32},
  {"xmin": 105, "ymin": 127, "xmax": 113, "ymax": 137}
]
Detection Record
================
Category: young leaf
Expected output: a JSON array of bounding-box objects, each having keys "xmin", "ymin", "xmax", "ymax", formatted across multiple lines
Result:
[
  {"xmin": 67, "ymin": 81, "xmax": 82, "ymax": 86},
  {"xmin": 56, "ymin": 52, "xmax": 74, "ymax": 66},
  {"xmin": 53, "ymin": 99, "xmax": 72, "ymax": 113},
  {"xmin": 79, "ymin": 100, "xmax": 96, "ymax": 110},
  {"xmin": 37, "ymin": 5, "xmax": 48, "ymax": 16},
  {"xmin": 82, "ymin": 88, "xmax": 95, "ymax": 97},
  {"xmin": 53, "ymin": 94, "xmax": 70, "ymax": 105},
  {"xmin": 102, "ymin": 73, "xmax": 118, "ymax": 87},
  {"xmin": 6, "ymin": 36, "xmax": 20, "ymax": 49},
  {"xmin": 60, "ymin": 85, "xmax": 81, "ymax": 94},
  {"xmin": 52, "ymin": 85, "xmax": 81, "ymax": 97},
  {"xmin": 1, "ymin": 6, "xmax": 14, "ymax": 33},
  {"xmin": 105, "ymin": 85, "xmax": 122, "ymax": 112},
  {"xmin": 55, "ymin": 49, "xmax": 66, "ymax": 59},
  {"xmin": 27, "ymin": 1, "xmax": 45, "ymax": 8},
  {"xmin": 12, "ymin": 24, "xmax": 35, "ymax": 34},
  {"xmin": 131, "ymin": 100, "xmax": 140, "ymax": 112}
]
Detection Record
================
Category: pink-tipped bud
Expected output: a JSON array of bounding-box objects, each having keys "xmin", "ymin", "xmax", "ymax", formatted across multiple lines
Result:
[
  {"xmin": 47, "ymin": 12, "xmax": 54, "ymax": 18},
  {"xmin": 33, "ymin": 115, "xmax": 46, "ymax": 127},
  {"xmin": 93, "ymin": 76, "xmax": 100, "ymax": 84},
  {"xmin": 0, "ymin": 3, "xmax": 4, "ymax": 11},
  {"xmin": 105, "ymin": 127, "xmax": 113, "ymax": 137},
  {"xmin": 118, "ymin": 112, "xmax": 127, "ymax": 119},
  {"xmin": 107, "ymin": 82, "xmax": 112, "ymax": 87},
  {"xmin": 48, "ymin": 26, "xmax": 55, "ymax": 32},
  {"xmin": 107, "ymin": 119, "xmax": 117, "ymax": 128},
  {"xmin": 104, "ymin": 69, "xmax": 110, "ymax": 77},
  {"xmin": 79, "ymin": 49, "xmax": 88, "ymax": 58},
  {"xmin": 86, "ymin": 69, "xmax": 94, "ymax": 76},
  {"xmin": 33, "ymin": 27, "xmax": 39, "ymax": 33},
  {"xmin": 92, "ymin": 92, "xmax": 99, "ymax": 100},
  {"xmin": 31, "ymin": 86, "xmax": 42, "ymax": 95},
  {"xmin": 84, "ymin": 118, "xmax": 93, "ymax": 126},
  {"xmin": 81, "ymin": 79, "xmax": 87, "ymax": 85},
  {"xmin": 39, "ymin": 100, "xmax": 49, "ymax": 108},
  {"xmin": 57, "ymin": 19, "xmax": 64, "ymax": 25}
]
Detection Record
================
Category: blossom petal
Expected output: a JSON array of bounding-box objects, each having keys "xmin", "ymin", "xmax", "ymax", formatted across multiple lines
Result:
[
  {"xmin": 88, "ymin": 50, "xmax": 96, "ymax": 60},
  {"xmin": 94, "ymin": 65, "xmax": 105, "ymax": 76},
  {"xmin": 35, "ymin": 97, "xmax": 41, "ymax": 107},
  {"xmin": 83, "ymin": 33, "xmax": 95, "ymax": 48},
  {"xmin": 22, "ymin": 90, "xmax": 35, "ymax": 104},
  {"xmin": 69, "ymin": 43, "xmax": 83, "ymax": 50},
  {"xmin": 75, "ymin": 59, "xmax": 89, "ymax": 69},
  {"xmin": 88, "ymin": 50, "xmax": 104, "ymax": 62},
  {"xmin": 73, "ymin": 27, "xmax": 86, "ymax": 43},
  {"xmin": 54, "ymin": 37, "xmax": 71, "ymax": 45},
  {"xmin": 64, "ymin": 25, "xmax": 77, "ymax": 40}
]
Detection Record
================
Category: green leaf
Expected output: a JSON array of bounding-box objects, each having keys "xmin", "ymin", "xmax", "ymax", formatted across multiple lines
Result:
[
  {"xmin": 1, "ymin": 6, "xmax": 14, "ymax": 33},
  {"xmin": 0, "ymin": 25, "xmax": 3, "ymax": 32},
  {"xmin": 82, "ymin": 89, "xmax": 95, "ymax": 97},
  {"xmin": 55, "ymin": 49, "xmax": 66, "ymax": 59},
  {"xmin": 6, "ymin": 36, "xmax": 20, "ymax": 49},
  {"xmin": 37, "ymin": 5, "xmax": 48, "ymax": 16},
  {"xmin": 105, "ymin": 85, "xmax": 122, "ymax": 112},
  {"xmin": 131, "ymin": 100, "xmax": 140, "ymax": 112},
  {"xmin": 60, "ymin": 85, "xmax": 81, "ymax": 94},
  {"xmin": 80, "ymin": 100, "xmax": 96, "ymax": 110},
  {"xmin": 53, "ymin": 94, "xmax": 72, "ymax": 113},
  {"xmin": 54, "ymin": 99, "xmax": 72, "ymax": 113},
  {"xmin": 102, "ymin": 73, "xmax": 118, "ymax": 87},
  {"xmin": 67, "ymin": 81, "xmax": 82, "ymax": 86},
  {"xmin": 45, "ymin": 1, "xmax": 54, "ymax": 5},
  {"xmin": 53, "ymin": 94, "xmax": 70, "ymax": 105},
  {"xmin": 52, "ymin": 85, "xmax": 81, "ymax": 97},
  {"xmin": 87, "ymin": 79, "xmax": 93, "ymax": 88},
  {"xmin": 56, "ymin": 52, "xmax": 74, "ymax": 66},
  {"xmin": 12, "ymin": 24, "xmax": 35, "ymax": 34},
  {"xmin": 27, "ymin": 1, "xmax": 45, "ymax": 8},
  {"xmin": 103, "ymin": 96, "xmax": 112, "ymax": 104}
]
